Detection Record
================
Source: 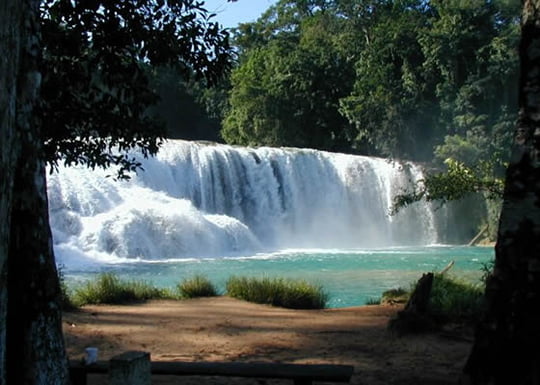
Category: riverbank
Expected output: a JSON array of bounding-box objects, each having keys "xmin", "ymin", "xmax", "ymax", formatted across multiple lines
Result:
[{"xmin": 63, "ymin": 297, "xmax": 473, "ymax": 385}]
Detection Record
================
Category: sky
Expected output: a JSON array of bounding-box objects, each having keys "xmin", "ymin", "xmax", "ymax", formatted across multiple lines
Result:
[{"xmin": 203, "ymin": 0, "xmax": 278, "ymax": 29}]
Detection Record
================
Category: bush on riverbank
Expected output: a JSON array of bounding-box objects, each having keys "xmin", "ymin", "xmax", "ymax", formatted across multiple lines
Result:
[
  {"xmin": 428, "ymin": 273, "xmax": 484, "ymax": 323},
  {"xmin": 226, "ymin": 276, "xmax": 328, "ymax": 309},
  {"xmin": 388, "ymin": 273, "xmax": 485, "ymax": 333},
  {"xmin": 72, "ymin": 273, "xmax": 177, "ymax": 306},
  {"xmin": 381, "ymin": 287, "xmax": 409, "ymax": 305},
  {"xmin": 392, "ymin": 273, "xmax": 484, "ymax": 323},
  {"xmin": 63, "ymin": 273, "xmax": 327, "ymax": 309},
  {"xmin": 365, "ymin": 287, "xmax": 410, "ymax": 306},
  {"xmin": 63, "ymin": 271, "xmax": 480, "ymax": 316},
  {"xmin": 177, "ymin": 275, "xmax": 218, "ymax": 298}
]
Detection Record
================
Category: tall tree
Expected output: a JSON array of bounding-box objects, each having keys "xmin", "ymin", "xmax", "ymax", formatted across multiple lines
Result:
[
  {"xmin": 424, "ymin": 0, "xmax": 520, "ymax": 168},
  {"xmin": 461, "ymin": 0, "xmax": 540, "ymax": 383},
  {"xmin": 339, "ymin": 0, "xmax": 519, "ymax": 161},
  {"xmin": 339, "ymin": 0, "xmax": 434, "ymax": 159},
  {"xmin": 1, "ymin": 0, "xmax": 51, "ymax": 383},
  {"xmin": 223, "ymin": 1, "xmax": 357, "ymax": 151},
  {"xmin": 0, "ymin": 0, "xmax": 28, "ymax": 383},
  {"xmin": 5, "ymin": 1, "xmax": 70, "ymax": 378},
  {"xmin": 1, "ymin": 1, "xmax": 232, "ymax": 384}
]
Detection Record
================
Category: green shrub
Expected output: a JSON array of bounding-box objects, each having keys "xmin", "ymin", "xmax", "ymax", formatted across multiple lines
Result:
[
  {"xmin": 226, "ymin": 276, "xmax": 327, "ymax": 309},
  {"xmin": 381, "ymin": 287, "xmax": 409, "ymax": 304},
  {"xmin": 388, "ymin": 273, "xmax": 485, "ymax": 334},
  {"xmin": 365, "ymin": 297, "xmax": 381, "ymax": 305},
  {"xmin": 427, "ymin": 273, "xmax": 484, "ymax": 323},
  {"xmin": 480, "ymin": 259, "xmax": 495, "ymax": 284},
  {"xmin": 385, "ymin": 273, "xmax": 484, "ymax": 323},
  {"xmin": 72, "ymin": 273, "xmax": 176, "ymax": 306},
  {"xmin": 177, "ymin": 275, "xmax": 218, "ymax": 298}
]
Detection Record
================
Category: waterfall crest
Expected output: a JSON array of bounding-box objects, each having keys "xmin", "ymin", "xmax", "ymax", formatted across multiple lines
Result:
[{"xmin": 47, "ymin": 140, "xmax": 439, "ymax": 265}]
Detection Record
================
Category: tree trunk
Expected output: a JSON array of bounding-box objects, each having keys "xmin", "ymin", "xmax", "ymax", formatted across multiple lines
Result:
[
  {"xmin": 0, "ymin": 1, "xmax": 24, "ymax": 384},
  {"xmin": 1, "ymin": 0, "xmax": 70, "ymax": 384},
  {"xmin": 6, "ymin": 161, "xmax": 70, "ymax": 385},
  {"xmin": 461, "ymin": 1, "xmax": 540, "ymax": 384}
]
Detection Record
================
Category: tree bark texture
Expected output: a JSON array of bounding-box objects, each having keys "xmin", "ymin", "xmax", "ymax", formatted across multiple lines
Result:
[
  {"xmin": 7, "ymin": 162, "xmax": 69, "ymax": 385},
  {"xmin": 2, "ymin": 0, "xmax": 70, "ymax": 384},
  {"xmin": 462, "ymin": 1, "xmax": 540, "ymax": 384},
  {"xmin": 0, "ymin": 1, "xmax": 24, "ymax": 385},
  {"xmin": 0, "ymin": 2, "xmax": 25, "ymax": 385}
]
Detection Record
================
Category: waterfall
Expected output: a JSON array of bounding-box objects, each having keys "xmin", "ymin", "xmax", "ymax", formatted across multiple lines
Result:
[{"xmin": 47, "ymin": 140, "xmax": 440, "ymax": 266}]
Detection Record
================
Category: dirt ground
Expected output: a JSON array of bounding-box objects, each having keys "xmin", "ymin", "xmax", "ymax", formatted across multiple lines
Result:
[{"xmin": 63, "ymin": 297, "xmax": 474, "ymax": 385}]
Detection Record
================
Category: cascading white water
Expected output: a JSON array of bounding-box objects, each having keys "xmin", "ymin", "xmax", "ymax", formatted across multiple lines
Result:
[{"xmin": 47, "ymin": 140, "xmax": 439, "ymax": 266}]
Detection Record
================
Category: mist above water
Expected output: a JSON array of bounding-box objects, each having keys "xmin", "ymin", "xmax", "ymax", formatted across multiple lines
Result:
[{"xmin": 47, "ymin": 140, "xmax": 442, "ymax": 266}]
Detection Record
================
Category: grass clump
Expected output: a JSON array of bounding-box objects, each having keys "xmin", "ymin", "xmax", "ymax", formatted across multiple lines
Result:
[
  {"xmin": 428, "ymin": 273, "xmax": 484, "ymax": 323},
  {"xmin": 365, "ymin": 297, "xmax": 381, "ymax": 305},
  {"xmin": 386, "ymin": 274, "xmax": 484, "ymax": 324},
  {"xmin": 226, "ymin": 276, "xmax": 327, "ymax": 309},
  {"xmin": 177, "ymin": 275, "xmax": 218, "ymax": 298},
  {"xmin": 381, "ymin": 287, "xmax": 409, "ymax": 305},
  {"xmin": 72, "ymin": 273, "xmax": 176, "ymax": 306},
  {"xmin": 388, "ymin": 273, "xmax": 485, "ymax": 334}
]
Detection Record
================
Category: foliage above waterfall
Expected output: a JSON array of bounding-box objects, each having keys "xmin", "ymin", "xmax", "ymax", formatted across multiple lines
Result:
[
  {"xmin": 222, "ymin": 7, "xmax": 356, "ymax": 152},
  {"xmin": 391, "ymin": 158, "xmax": 505, "ymax": 215},
  {"xmin": 40, "ymin": 0, "xmax": 232, "ymax": 177},
  {"xmin": 220, "ymin": 0, "xmax": 519, "ymax": 166},
  {"xmin": 38, "ymin": 0, "xmax": 520, "ymax": 187}
]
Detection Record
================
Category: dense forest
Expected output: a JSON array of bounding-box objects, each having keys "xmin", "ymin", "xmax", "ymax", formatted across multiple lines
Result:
[
  {"xmin": 170, "ymin": 0, "xmax": 520, "ymax": 161},
  {"xmin": 157, "ymin": 0, "xmax": 520, "ymax": 241}
]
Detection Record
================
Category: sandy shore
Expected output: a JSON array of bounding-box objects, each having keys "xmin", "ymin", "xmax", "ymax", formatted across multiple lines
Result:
[{"xmin": 63, "ymin": 297, "xmax": 473, "ymax": 385}]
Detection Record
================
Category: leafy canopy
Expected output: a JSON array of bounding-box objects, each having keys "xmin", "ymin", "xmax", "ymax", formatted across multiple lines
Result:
[
  {"xmin": 223, "ymin": 0, "xmax": 518, "ymax": 166},
  {"xmin": 40, "ymin": 0, "xmax": 232, "ymax": 177},
  {"xmin": 391, "ymin": 158, "xmax": 505, "ymax": 215},
  {"xmin": 223, "ymin": 0, "xmax": 358, "ymax": 151}
]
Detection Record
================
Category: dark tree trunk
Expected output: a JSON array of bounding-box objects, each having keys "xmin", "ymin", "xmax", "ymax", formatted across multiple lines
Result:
[
  {"xmin": 0, "ymin": 1, "xmax": 24, "ymax": 384},
  {"xmin": 6, "ymin": 160, "xmax": 70, "ymax": 385},
  {"xmin": 461, "ymin": 1, "xmax": 540, "ymax": 384},
  {"xmin": 1, "ymin": 0, "xmax": 70, "ymax": 384}
]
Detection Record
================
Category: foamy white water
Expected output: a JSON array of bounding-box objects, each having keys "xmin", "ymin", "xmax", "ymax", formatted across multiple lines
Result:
[{"xmin": 47, "ymin": 140, "xmax": 441, "ymax": 267}]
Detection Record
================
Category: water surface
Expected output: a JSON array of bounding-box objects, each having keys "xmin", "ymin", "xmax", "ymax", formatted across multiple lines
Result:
[{"xmin": 62, "ymin": 245, "xmax": 493, "ymax": 308}]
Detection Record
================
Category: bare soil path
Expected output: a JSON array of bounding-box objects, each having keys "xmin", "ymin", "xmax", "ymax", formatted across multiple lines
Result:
[{"xmin": 63, "ymin": 297, "xmax": 472, "ymax": 385}]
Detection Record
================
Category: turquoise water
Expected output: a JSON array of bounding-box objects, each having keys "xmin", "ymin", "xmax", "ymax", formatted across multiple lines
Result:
[{"xmin": 63, "ymin": 245, "xmax": 494, "ymax": 308}]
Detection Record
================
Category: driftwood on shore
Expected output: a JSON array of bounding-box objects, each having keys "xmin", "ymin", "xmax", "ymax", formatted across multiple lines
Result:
[
  {"xmin": 468, "ymin": 224, "xmax": 489, "ymax": 246},
  {"xmin": 439, "ymin": 260, "xmax": 455, "ymax": 275}
]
